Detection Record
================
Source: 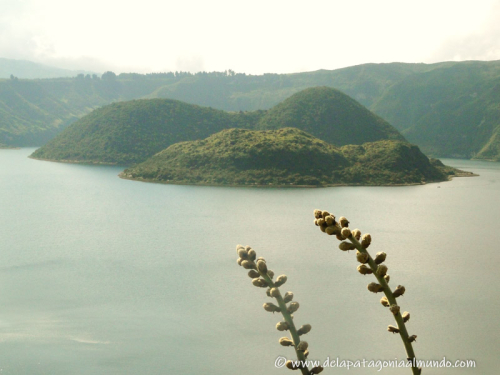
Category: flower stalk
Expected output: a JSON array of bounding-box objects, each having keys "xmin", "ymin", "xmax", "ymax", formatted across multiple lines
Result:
[
  {"xmin": 236, "ymin": 245, "xmax": 323, "ymax": 375},
  {"xmin": 313, "ymin": 210, "xmax": 421, "ymax": 375}
]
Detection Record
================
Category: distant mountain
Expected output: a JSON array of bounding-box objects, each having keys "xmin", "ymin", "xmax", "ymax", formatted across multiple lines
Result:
[
  {"xmin": 371, "ymin": 60, "xmax": 500, "ymax": 160},
  {"xmin": 120, "ymin": 128, "xmax": 461, "ymax": 187},
  {"xmin": 0, "ymin": 62, "xmax": 436, "ymax": 147},
  {"xmin": 0, "ymin": 58, "xmax": 93, "ymax": 79},
  {"xmin": 255, "ymin": 87, "xmax": 404, "ymax": 146},
  {"xmin": 30, "ymin": 87, "xmax": 404, "ymax": 165},
  {"xmin": 3, "ymin": 60, "xmax": 500, "ymax": 162}
]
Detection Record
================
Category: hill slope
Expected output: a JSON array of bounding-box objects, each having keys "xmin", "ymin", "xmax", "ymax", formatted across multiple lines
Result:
[
  {"xmin": 31, "ymin": 87, "xmax": 406, "ymax": 165},
  {"xmin": 256, "ymin": 87, "xmax": 405, "ymax": 146},
  {"xmin": 0, "ymin": 61, "xmax": 461, "ymax": 147},
  {"xmin": 120, "ymin": 128, "xmax": 460, "ymax": 187},
  {"xmin": 31, "ymin": 99, "xmax": 262, "ymax": 164},
  {"xmin": 371, "ymin": 60, "xmax": 500, "ymax": 160}
]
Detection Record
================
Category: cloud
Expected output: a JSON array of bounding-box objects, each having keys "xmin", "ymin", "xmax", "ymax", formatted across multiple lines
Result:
[{"xmin": 431, "ymin": 1, "xmax": 500, "ymax": 62}]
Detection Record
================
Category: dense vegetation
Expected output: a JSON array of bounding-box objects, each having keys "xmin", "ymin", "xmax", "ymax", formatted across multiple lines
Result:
[
  {"xmin": 371, "ymin": 61, "xmax": 500, "ymax": 160},
  {"xmin": 121, "ymin": 128, "xmax": 460, "ymax": 187},
  {"xmin": 4, "ymin": 59, "xmax": 500, "ymax": 160},
  {"xmin": 31, "ymin": 99, "xmax": 262, "ymax": 164},
  {"xmin": 31, "ymin": 87, "xmax": 404, "ymax": 165},
  {"xmin": 256, "ymin": 87, "xmax": 404, "ymax": 146}
]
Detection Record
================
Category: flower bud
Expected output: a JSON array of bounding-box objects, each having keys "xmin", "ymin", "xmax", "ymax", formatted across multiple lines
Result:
[
  {"xmin": 256, "ymin": 257, "xmax": 266, "ymax": 262},
  {"xmin": 317, "ymin": 218, "xmax": 325, "ymax": 226},
  {"xmin": 374, "ymin": 252, "xmax": 387, "ymax": 264},
  {"xmin": 387, "ymin": 325, "xmax": 400, "ymax": 334},
  {"xmin": 237, "ymin": 258, "xmax": 243, "ymax": 266},
  {"xmin": 376, "ymin": 264, "xmax": 388, "ymax": 276},
  {"xmin": 241, "ymin": 260, "xmax": 257, "ymax": 270},
  {"xmin": 314, "ymin": 219, "xmax": 319, "ymax": 226},
  {"xmin": 339, "ymin": 242, "xmax": 355, "ymax": 251},
  {"xmin": 275, "ymin": 275, "xmax": 287, "ymax": 287},
  {"xmin": 270, "ymin": 288, "xmax": 280, "ymax": 298},
  {"xmin": 286, "ymin": 360, "xmax": 301, "ymax": 370},
  {"xmin": 336, "ymin": 233, "xmax": 346, "ymax": 241},
  {"xmin": 311, "ymin": 366, "xmax": 324, "ymax": 374},
  {"xmin": 339, "ymin": 216, "xmax": 349, "ymax": 228},
  {"xmin": 252, "ymin": 278, "xmax": 268, "ymax": 288},
  {"xmin": 384, "ymin": 274, "xmax": 390, "ymax": 284},
  {"xmin": 266, "ymin": 288, "xmax": 271, "ymax": 297},
  {"xmin": 361, "ymin": 233, "xmax": 372, "ymax": 248},
  {"xmin": 236, "ymin": 244, "xmax": 244, "ymax": 253},
  {"xmin": 263, "ymin": 302, "xmax": 281, "ymax": 313},
  {"xmin": 296, "ymin": 341, "xmax": 308, "ymax": 351},
  {"xmin": 357, "ymin": 264, "xmax": 373, "ymax": 275},
  {"xmin": 287, "ymin": 301, "xmax": 299, "ymax": 314},
  {"xmin": 325, "ymin": 215, "xmax": 335, "ymax": 226},
  {"xmin": 244, "ymin": 245, "xmax": 252, "ymax": 251},
  {"xmin": 356, "ymin": 251, "xmax": 369, "ymax": 264},
  {"xmin": 389, "ymin": 304, "xmax": 400, "ymax": 315},
  {"xmin": 393, "ymin": 285, "xmax": 406, "ymax": 298},
  {"xmin": 351, "ymin": 229, "xmax": 361, "ymax": 240},
  {"xmin": 325, "ymin": 226, "xmax": 338, "ymax": 235},
  {"xmin": 297, "ymin": 324, "xmax": 312, "ymax": 336},
  {"xmin": 314, "ymin": 209, "xmax": 322, "ymax": 219},
  {"xmin": 341, "ymin": 227, "xmax": 351, "ymax": 238},
  {"xmin": 408, "ymin": 335, "xmax": 417, "ymax": 343},
  {"xmin": 238, "ymin": 248, "xmax": 248, "ymax": 260},
  {"xmin": 267, "ymin": 270, "xmax": 274, "ymax": 279},
  {"xmin": 321, "ymin": 210, "xmax": 330, "ymax": 218},
  {"xmin": 276, "ymin": 321, "xmax": 290, "ymax": 331},
  {"xmin": 380, "ymin": 296, "xmax": 390, "ymax": 307},
  {"xmin": 402, "ymin": 311, "xmax": 410, "ymax": 322},
  {"xmin": 283, "ymin": 291, "xmax": 294, "ymax": 303},
  {"xmin": 367, "ymin": 282, "xmax": 383, "ymax": 293},
  {"xmin": 248, "ymin": 270, "xmax": 260, "ymax": 278},
  {"xmin": 247, "ymin": 249, "xmax": 257, "ymax": 261},
  {"xmin": 279, "ymin": 337, "xmax": 294, "ymax": 346},
  {"xmin": 257, "ymin": 260, "xmax": 268, "ymax": 274}
]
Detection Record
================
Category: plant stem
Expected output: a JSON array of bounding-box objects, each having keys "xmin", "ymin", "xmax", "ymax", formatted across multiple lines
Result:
[
  {"xmin": 348, "ymin": 235, "xmax": 420, "ymax": 375},
  {"xmin": 261, "ymin": 273, "xmax": 311, "ymax": 375}
]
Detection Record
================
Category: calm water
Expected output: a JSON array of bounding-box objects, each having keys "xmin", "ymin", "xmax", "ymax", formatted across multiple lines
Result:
[{"xmin": 0, "ymin": 149, "xmax": 498, "ymax": 374}]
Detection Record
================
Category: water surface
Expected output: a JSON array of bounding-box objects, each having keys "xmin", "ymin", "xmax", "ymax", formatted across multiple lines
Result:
[{"xmin": 0, "ymin": 149, "xmax": 498, "ymax": 374}]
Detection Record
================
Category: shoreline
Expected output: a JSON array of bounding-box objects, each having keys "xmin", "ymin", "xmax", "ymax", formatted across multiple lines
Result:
[{"xmin": 118, "ymin": 170, "xmax": 478, "ymax": 189}]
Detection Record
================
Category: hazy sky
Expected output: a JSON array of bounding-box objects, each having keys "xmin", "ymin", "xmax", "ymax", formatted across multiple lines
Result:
[{"xmin": 1, "ymin": 0, "xmax": 499, "ymax": 74}]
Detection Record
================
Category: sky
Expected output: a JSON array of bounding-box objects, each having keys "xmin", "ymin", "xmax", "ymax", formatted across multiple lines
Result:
[{"xmin": 1, "ymin": 0, "xmax": 499, "ymax": 74}]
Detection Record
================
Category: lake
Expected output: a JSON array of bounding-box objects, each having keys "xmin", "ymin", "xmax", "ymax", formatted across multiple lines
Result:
[{"xmin": 0, "ymin": 148, "xmax": 498, "ymax": 374}]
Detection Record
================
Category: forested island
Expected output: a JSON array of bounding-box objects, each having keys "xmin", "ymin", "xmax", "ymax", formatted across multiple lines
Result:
[{"xmin": 30, "ymin": 87, "xmax": 472, "ymax": 186}]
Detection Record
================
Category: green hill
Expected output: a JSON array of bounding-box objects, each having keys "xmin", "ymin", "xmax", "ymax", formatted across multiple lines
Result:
[
  {"xmin": 31, "ymin": 99, "xmax": 262, "ymax": 164},
  {"xmin": 120, "ymin": 128, "xmax": 461, "ymax": 187},
  {"xmin": 255, "ymin": 87, "xmax": 405, "ymax": 146},
  {"xmin": 0, "ymin": 61, "xmax": 455, "ymax": 148},
  {"xmin": 371, "ymin": 60, "xmax": 500, "ymax": 160},
  {"xmin": 31, "ymin": 87, "xmax": 407, "ymax": 165}
]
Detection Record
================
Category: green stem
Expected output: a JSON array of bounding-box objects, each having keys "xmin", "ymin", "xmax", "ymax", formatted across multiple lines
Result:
[
  {"xmin": 348, "ymin": 235, "xmax": 420, "ymax": 375},
  {"xmin": 261, "ymin": 273, "xmax": 311, "ymax": 375}
]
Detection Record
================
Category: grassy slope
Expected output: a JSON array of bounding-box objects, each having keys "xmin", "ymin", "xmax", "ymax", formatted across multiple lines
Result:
[
  {"xmin": 256, "ymin": 86, "xmax": 405, "ymax": 146},
  {"xmin": 31, "ymin": 87, "xmax": 407, "ymax": 165},
  {"xmin": 0, "ymin": 62, "xmax": 441, "ymax": 147},
  {"xmin": 31, "ymin": 99, "xmax": 262, "ymax": 164},
  {"xmin": 121, "ymin": 128, "xmax": 457, "ymax": 187},
  {"xmin": 371, "ymin": 61, "xmax": 500, "ymax": 159}
]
